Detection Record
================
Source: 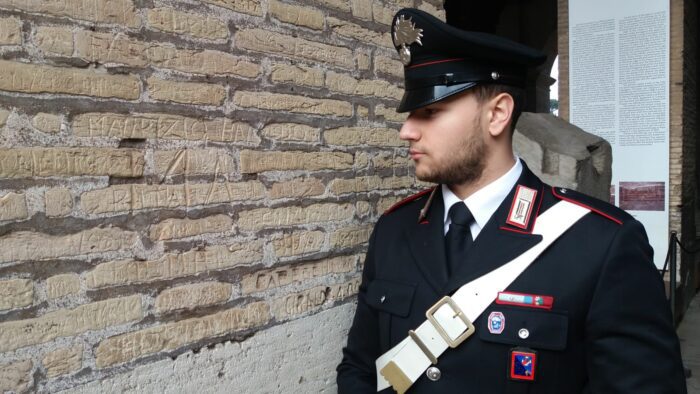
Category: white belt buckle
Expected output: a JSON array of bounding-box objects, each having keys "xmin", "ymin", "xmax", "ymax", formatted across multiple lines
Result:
[{"xmin": 426, "ymin": 296, "xmax": 475, "ymax": 348}]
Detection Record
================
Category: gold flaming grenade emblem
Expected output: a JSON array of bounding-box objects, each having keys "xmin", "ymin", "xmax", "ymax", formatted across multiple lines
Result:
[{"xmin": 393, "ymin": 15, "xmax": 423, "ymax": 66}]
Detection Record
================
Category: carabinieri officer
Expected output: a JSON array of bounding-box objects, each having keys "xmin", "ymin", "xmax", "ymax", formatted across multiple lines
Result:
[{"xmin": 337, "ymin": 8, "xmax": 686, "ymax": 394}]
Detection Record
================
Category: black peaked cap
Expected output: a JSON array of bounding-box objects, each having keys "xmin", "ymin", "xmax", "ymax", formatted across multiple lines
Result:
[{"xmin": 391, "ymin": 8, "xmax": 546, "ymax": 113}]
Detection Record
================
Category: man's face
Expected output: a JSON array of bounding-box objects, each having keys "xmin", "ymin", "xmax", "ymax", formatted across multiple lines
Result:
[{"xmin": 399, "ymin": 91, "xmax": 488, "ymax": 185}]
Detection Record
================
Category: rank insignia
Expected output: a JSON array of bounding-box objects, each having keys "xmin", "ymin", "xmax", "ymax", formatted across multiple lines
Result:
[
  {"xmin": 509, "ymin": 348, "xmax": 537, "ymax": 381},
  {"xmin": 496, "ymin": 291, "xmax": 554, "ymax": 310},
  {"xmin": 393, "ymin": 15, "xmax": 423, "ymax": 66},
  {"xmin": 488, "ymin": 311, "xmax": 505, "ymax": 334},
  {"xmin": 506, "ymin": 185, "xmax": 537, "ymax": 229}
]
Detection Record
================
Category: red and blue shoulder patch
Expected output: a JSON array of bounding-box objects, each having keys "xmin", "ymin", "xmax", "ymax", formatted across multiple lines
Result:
[
  {"xmin": 383, "ymin": 188, "xmax": 434, "ymax": 215},
  {"xmin": 551, "ymin": 187, "xmax": 624, "ymax": 225}
]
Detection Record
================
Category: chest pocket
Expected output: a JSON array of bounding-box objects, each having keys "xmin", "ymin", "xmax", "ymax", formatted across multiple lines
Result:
[
  {"xmin": 365, "ymin": 278, "xmax": 416, "ymax": 317},
  {"xmin": 479, "ymin": 307, "xmax": 568, "ymax": 350}
]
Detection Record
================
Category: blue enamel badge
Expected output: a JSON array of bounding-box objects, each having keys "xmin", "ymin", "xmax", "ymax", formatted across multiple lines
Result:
[
  {"xmin": 488, "ymin": 311, "xmax": 505, "ymax": 334},
  {"xmin": 509, "ymin": 349, "xmax": 537, "ymax": 381}
]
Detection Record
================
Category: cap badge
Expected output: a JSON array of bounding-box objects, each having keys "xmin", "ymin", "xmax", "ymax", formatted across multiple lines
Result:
[{"xmin": 393, "ymin": 15, "xmax": 423, "ymax": 66}]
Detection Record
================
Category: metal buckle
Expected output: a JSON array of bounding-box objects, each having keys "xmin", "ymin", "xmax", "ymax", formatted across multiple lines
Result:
[{"xmin": 426, "ymin": 296, "xmax": 475, "ymax": 348}]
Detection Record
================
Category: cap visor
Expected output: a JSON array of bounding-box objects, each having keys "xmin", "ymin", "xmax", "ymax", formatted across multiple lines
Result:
[{"xmin": 397, "ymin": 82, "xmax": 478, "ymax": 113}]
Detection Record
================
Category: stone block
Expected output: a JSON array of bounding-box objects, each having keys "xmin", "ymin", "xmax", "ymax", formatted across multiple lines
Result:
[
  {"xmin": 356, "ymin": 51, "xmax": 370, "ymax": 70},
  {"xmin": 0, "ymin": 192, "xmax": 28, "ymax": 221},
  {"xmin": 350, "ymin": 0, "xmax": 372, "ymax": 20},
  {"xmin": 271, "ymin": 279, "xmax": 360, "ymax": 320},
  {"xmin": 272, "ymin": 230, "xmax": 325, "ymax": 258},
  {"xmin": 45, "ymin": 187, "xmax": 73, "ymax": 217},
  {"xmin": 0, "ymin": 108, "xmax": 8, "ymax": 127},
  {"xmin": 0, "ymin": 148, "xmax": 144, "ymax": 178},
  {"xmin": 0, "ymin": 0, "xmax": 141, "ymax": 27},
  {"xmin": 330, "ymin": 225, "xmax": 372, "ymax": 249},
  {"xmin": 325, "ymin": 71, "xmax": 402, "ymax": 99},
  {"xmin": 234, "ymin": 91, "xmax": 352, "ymax": 117},
  {"xmin": 34, "ymin": 26, "xmax": 74, "ymax": 56},
  {"xmin": 147, "ymin": 77, "xmax": 226, "ymax": 105},
  {"xmin": 42, "ymin": 345, "xmax": 82, "ymax": 378},
  {"xmin": 147, "ymin": 7, "xmax": 229, "ymax": 40},
  {"xmin": 149, "ymin": 214, "xmax": 232, "ymax": 241},
  {"xmin": 241, "ymin": 255, "xmax": 355, "ymax": 294},
  {"xmin": 154, "ymin": 149, "xmax": 234, "ymax": 177},
  {"xmin": 239, "ymin": 150, "xmax": 353, "ymax": 173},
  {"xmin": 269, "ymin": 178, "xmax": 325, "ymax": 199},
  {"xmin": 75, "ymin": 31, "xmax": 148, "ymax": 67},
  {"xmin": 374, "ymin": 55, "xmax": 403, "ymax": 78},
  {"xmin": 0, "ymin": 279, "xmax": 32, "ymax": 310},
  {"xmin": 201, "ymin": 0, "xmax": 262, "ymax": 16},
  {"xmin": 270, "ymin": 63, "xmax": 324, "ymax": 87},
  {"xmin": 155, "ymin": 282, "xmax": 232, "ymax": 313},
  {"xmin": 147, "ymin": 46, "xmax": 260, "ymax": 78},
  {"xmin": 327, "ymin": 17, "xmax": 392, "ymax": 47},
  {"xmin": 0, "ymin": 16, "xmax": 20, "ymax": 45},
  {"xmin": 375, "ymin": 103, "xmax": 406, "ymax": 122},
  {"xmin": 0, "ymin": 360, "xmax": 32, "ymax": 393},
  {"xmin": 324, "ymin": 127, "xmax": 405, "ymax": 147},
  {"xmin": 46, "ymin": 274, "xmax": 80, "ymax": 299},
  {"xmin": 372, "ymin": 2, "xmax": 398, "ymax": 25},
  {"xmin": 355, "ymin": 201, "xmax": 371, "ymax": 217},
  {"xmin": 238, "ymin": 203, "xmax": 354, "ymax": 231},
  {"xmin": 417, "ymin": 1, "xmax": 446, "ymax": 20},
  {"xmin": 261, "ymin": 123, "xmax": 319, "ymax": 143},
  {"xmin": 312, "ymin": 0, "xmax": 350, "ymax": 12},
  {"xmin": 32, "ymin": 113, "xmax": 62, "ymax": 133},
  {"xmin": 372, "ymin": 151, "xmax": 412, "ymax": 168},
  {"xmin": 269, "ymin": 0, "xmax": 324, "ymax": 30}
]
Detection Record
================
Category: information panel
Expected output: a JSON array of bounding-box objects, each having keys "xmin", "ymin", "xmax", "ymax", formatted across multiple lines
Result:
[{"xmin": 569, "ymin": 0, "xmax": 669, "ymax": 268}]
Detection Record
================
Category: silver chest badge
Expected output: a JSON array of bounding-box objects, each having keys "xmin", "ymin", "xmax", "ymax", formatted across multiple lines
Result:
[{"xmin": 393, "ymin": 15, "xmax": 423, "ymax": 66}]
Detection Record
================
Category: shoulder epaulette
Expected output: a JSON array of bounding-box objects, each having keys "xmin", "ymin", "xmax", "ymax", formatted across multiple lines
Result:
[
  {"xmin": 384, "ymin": 188, "xmax": 434, "ymax": 215},
  {"xmin": 551, "ymin": 186, "xmax": 626, "ymax": 225}
]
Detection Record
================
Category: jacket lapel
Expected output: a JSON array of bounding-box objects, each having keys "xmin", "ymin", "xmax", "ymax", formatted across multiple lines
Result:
[
  {"xmin": 445, "ymin": 162, "xmax": 545, "ymax": 294},
  {"xmin": 405, "ymin": 187, "xmax": 449, "ymax": 293}
]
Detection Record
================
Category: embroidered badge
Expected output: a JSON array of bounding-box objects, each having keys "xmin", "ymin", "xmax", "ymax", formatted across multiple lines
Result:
[
  {"xmin": 509, "ymin": 349, "xmax": 537, "ymax": 381},
  {"xmin": 496, "ymin": 291, "xmax": 554, "ymax": 310},
  {"xmin": 506, "ymin": 185, "xmax": 537, "ymax": 229},
  {"xmin": 488, "ymin": 311, "xmax": 505, "ymax": 334},
  {"xmin": 393, "ymin": 15, "xmax": 423, "ymax": 66}
]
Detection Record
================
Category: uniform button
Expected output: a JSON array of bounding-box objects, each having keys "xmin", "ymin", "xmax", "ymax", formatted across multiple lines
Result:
[
  {"xmin": 426, "ymin": 366, "xmax": 441, "ymax": 381},
  {"xmin": 518, "ymin": 328, "xmax": 530, "ymax": 339},
  {"xmin": 560, "ymin": 188, "xmax": 567, "ymax": 194},
  {"xmin": 380, "ymin": 295, "xmax": 386, "ymax": 303}
]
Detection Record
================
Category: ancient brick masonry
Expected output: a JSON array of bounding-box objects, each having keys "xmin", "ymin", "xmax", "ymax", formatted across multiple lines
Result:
[{"xmin": 0, "ymin": 0, "xmax": 444, "ymax": 392}]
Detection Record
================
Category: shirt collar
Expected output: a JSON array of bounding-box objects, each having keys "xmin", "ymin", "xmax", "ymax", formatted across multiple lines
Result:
[{"xmin": 442, "ymin": 158, "xmax": 523, "ymax": 237}]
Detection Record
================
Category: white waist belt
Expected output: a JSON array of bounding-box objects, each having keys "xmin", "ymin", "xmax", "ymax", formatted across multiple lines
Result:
[{"xmin": 375, "ymin": 200, "xmax": 590, "ymax": 393}]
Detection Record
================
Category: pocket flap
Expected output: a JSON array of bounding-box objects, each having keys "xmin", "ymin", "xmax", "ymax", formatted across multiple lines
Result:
[
  {"xmin": 366, "ymin": 279, "xmax": 416, "ymax": 317},
  {"xmin": 479, "ymin": 308, "xmax": 568, "ymax": 351}
]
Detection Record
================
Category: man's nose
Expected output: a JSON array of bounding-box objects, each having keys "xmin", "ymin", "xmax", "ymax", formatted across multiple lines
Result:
[{"xmin": 399, "ymin": 118, "xmax": 420, "ymax": 141}]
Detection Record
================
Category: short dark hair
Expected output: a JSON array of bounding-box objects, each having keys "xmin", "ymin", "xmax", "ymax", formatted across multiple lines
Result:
[{"xmin": 471, "ymin": 84, "xmax": 526, "ymax": 133}]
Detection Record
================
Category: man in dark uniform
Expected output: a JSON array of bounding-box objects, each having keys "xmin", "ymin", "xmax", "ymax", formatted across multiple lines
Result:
[{"xmin": 337, "ymin": 8, "xmax": 686, "ymax": 394}]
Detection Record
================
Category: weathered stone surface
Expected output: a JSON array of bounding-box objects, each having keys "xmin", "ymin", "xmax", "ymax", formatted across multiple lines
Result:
[
  {"xmin": 417, "ymin": 1, "xmax": 446, "ymax": 20},
  {"xmin": 269, "ymin": 0, "xmax": 324, "ymax": 30},
  {"xmin": 328, "ymin": 17, "xmax": 392, "ymax": 47},
  {"xmin": 0, "ymin": 16, "xmax": 20, "ymax": 45},
  {"xmin": 272, "ymin": 230, "xmax": 325, "ymax": 258},
  {"xmin": 86, "ymin": 242, "xmax": 262, "ymax": 288},
  {"xmin": 73, "ymin": 113, "xmax": 259, "ymax": 144},
  {"xmin": 329, "ymin": 175, "xmax": 415, "ymax": 195},
  {"xmin": 0, "ymin": 279, "xmax": 33, "ymax": 310},
  {"xmin": 377, "ymin": 195, "xmax": 404, "ymax": 213},
  {"xmin": 74, "ymin": 31, "xmax": 148, "ymax": 67},
  {"xmin": 201, "ymin": 0, "xmax": 262, "ymax": 16},
  {"xmin": 238, "ymin": 203, "xmax": 354, "ymax": 230},
  {"xmin": 236, "ymin": 29, "xmax": 353, "ymax": 69},
  {"xmin": 147, "ymin": 7, "xmax": 229, "ymax": 39},
  {"xmin": 375, "ymin": 103, "xmax": 406, "ymax": 122},
  {"xmin": 241, "ymin": 255, "xmax": 355, "ymax": 294},
  {"xmin": 0, "ymin": 109, "xmax": 8, "ymax": 127},
  {"xmin": 0, "ymin": 360, "xmax": 32, "ymax": 393},
  {"xmin": 373, "ymin": 151, "xmax": 412, "ymax": 168},
  {"xmin": 350, "ymin": 0, "xmax": 372, "ymax": 20},
  {"xmin": 270, "ymin": 64, "xmax": 324, "ymax": 87},
  {"xmin": 312, "ymin": 0, "xmax": 350, "ymax": 12},
  {"xmin": 372, "ymin": 2, "xmax": 399, "ymax": 25},
  {"xmin": 0, "ymin": 148, "xmax": 144, "ymax": 178},
  {"xmin": 240, "ymin": 150, "xmax": 353, "ymax": 173},
  {"xmin": 234, "ymin": 91, "xmax": 352, "ymax": 117},
  {"xmin": 271, "ymin": 279, "xmax": 360, "ymax": 320},
  {"xmin": 325, "ymin": 71, "xmax": 402, "ymax": 99},
  {"xmin": 261, "ymin": 123, "xmax": 319, "ymax": 142},
  {"xmin": 0, "ymin": 0, "xmax": 141, "ymax": 27},
  {"xmin": 154, "ymin": 149, "xmax": 234, "ymax": 177},
  {"xmin": 269, "ymin": 178, "xmax": 325, "ymax": 199},
  {"xmin": 331, "ymin": 226, "xmax": 372, "ymax": 249},
  {"xmin": 357, "ymin": 105, "xmax": 369, "ymax": 118},
  {"xmin": 356, "ymin": 51, "xmax": 370, "ymax": 70},
  {"xmin": 356, "ymin": 200, "xmax": 371, "ymax": 217},
  {"xmin": 45, "ymin": 187, "xmax": 73, "ymax": 217},
  {"xmin": 147, "ymin": 46, "xmax": 260, "ymax": 77},
  {"xmin": 32, "ymin": 113, "xmax": 62, "ymax": 133},
  {"xmin": 324, "ymin": 127, "xmax": 405, "ymax": 147},
  {"xmin": 147, "ymin": 77, "xmax": 226, "ymax": 105},
  {"xmin": 95, "ymin": 301, "xmax": 270, "ymax": 367},
  {"xmin": 374, "ymin": 55, "xmax": 403, "ymax": 78},
  {"xmin": 0, "ymin": 295, "xmax": 142, "ymax": 352},
  {"xmin": 42, "ymin": 345, "xmax": 82, "ymax": 378},
  {"xmin": 0, "ymin": 227, "xmax": 137, "ymax": 264},
  {"xmin": 0, "ymin": 60, "xmax": 140, "ymax": 99},
  {"xmin": 81, "ymin": 181, "xmax": 265, "ymax": 214},
  {"xmin": 155, "ymin": 282, "xmax": 232, "ymax": 313},
  {"xmin": 149, "ymin": 215, "xmax": 232, "ymax": 241},
  {"xmin": 46, "ymin": 274, "xmax": 80, "ymax": 299},
  {"xmin": 0, "ymin": 192, "xmax": 28, "ymax": 221},
  {"xmin": 35, "ymin": 26, "xmax": 74, "ymax": 55}
]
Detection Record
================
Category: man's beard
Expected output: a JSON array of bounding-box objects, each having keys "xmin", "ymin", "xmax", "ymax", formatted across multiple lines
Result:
[{"xmin": 415, "ymin": 119, "xmax": 487, "ymax": 186}]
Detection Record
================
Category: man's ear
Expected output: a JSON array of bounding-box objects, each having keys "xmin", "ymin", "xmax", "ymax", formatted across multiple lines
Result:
[{"xmin": 487, "ymin": 93, "xmax": 514, "ymax": 137}]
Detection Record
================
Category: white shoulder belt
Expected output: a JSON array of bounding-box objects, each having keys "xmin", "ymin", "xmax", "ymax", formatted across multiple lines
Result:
[{"xmin": 375, "ymin": 200, "xmax": 591, "ymax": 393}]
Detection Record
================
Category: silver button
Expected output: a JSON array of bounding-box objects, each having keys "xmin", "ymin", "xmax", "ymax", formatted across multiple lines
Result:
[
  {"xmin": 560, "ymin": 188, "xmax": 567, "ymax": 194},
  {"xmin": 426, "ymin": 366, "xmax": 441, "ymax": 381},
  {"xmin": 380, "ymin": 295, "xmax": 386, "ymax": 303},
  {"xmin": 518, "ymin": 328, "xmax": 530, "ymax": 339},
  {"xmin": 491, "ymin": 71, "xmax": 500, "ymax": 80}
]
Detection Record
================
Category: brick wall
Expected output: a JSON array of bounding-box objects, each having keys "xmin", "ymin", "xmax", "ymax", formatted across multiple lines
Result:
[{"xmin": 0, "ymin": 0, "xmax": 445, "ymax": 391}]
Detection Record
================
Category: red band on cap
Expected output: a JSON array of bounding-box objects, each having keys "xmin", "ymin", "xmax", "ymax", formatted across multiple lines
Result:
[{"xmin": 408, "ymin": 57, "xmax": 465, "ymax": 69}]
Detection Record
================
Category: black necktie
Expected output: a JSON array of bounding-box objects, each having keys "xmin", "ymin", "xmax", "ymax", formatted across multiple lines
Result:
[{"xmin": 445, "ymin": 203, "xmax": 474, "ymax": 277}]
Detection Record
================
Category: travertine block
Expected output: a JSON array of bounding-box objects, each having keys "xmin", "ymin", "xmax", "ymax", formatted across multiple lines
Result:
[
  {"xmin": 0, "ymin": 227, "xmax": 137, "ymax": 264},
  {"xmin": 95, "ymin": 302, "xmax": 270, "ymax": 367},
  {"xmin": 270, "ymin": 64, "xmax": 324, "ymax": 87},
  {"xmin": 272, "ymin": 230, "xmax": 325, "ymax": 257},
  {"xmin": 45, "ymin": 187, "xmax": 73, "ymax": 217},
  {"xmin": 356, "ymin": 200, "xmax": 371, "ymax": 217},
  {"xmin": 80, "ymin": 181, "xmax": 265, "ymax": 214},
  {"xmin": 46, "ymin": 274, "xmax": 80, "ymax": 299},
  {"xmin": 75, "ymin": 31, "xmax": 147, "ymax": 67},
  {"xmin": 0, "ymin": 16, "xmax": 21, "ymax": 45},
  {"xmin": 0, "ymin": 60, "xmax": 140, "ymax": 99},
  {"xmin": 271, "ymin": 278, "xmax": 360, "ymax": 319},
  {"xmin": 73, "ymin": 113, "xmax": 259, "ymax": 144},
  {"xmin": 86, "ymin": 242, "xmax": 262, "ymax": 288},
  {"xmin": 0, "ymin": 192, "xmax": 28, "ymax": 221},
  {"xmin": 155, "ymin": 282, "xmax": 232, "ymax": 313},
  {"xmin": 147, "ymin": 77, "xmax": 226, "ymax": 105},
  {"xmin": 147, "ymin": 46, "xmax": 260, "ymax": 77},
  {"xmin": 374, "ymin": 55, "xmax": 403, "ymax": 78},
  {"xmin": 327, "ymin": 17, "xmax": 392, "ymax": 47},
  {"xmin": 324, "ymin": 127, "xmax": 405, "ymax": 147},
  {"xmin": 154, "ymin": 149, "xmax": 234, "ymax": 177},
  {"xmin": 330, "ymin": 175, "xmax": 416, "ymax": 194},
  {"xmin": 241, "ymin": 255, "xmax": 355, "ymax": 294},
  {"xmin": 372, "ymin": 2, "xmax": 398, "ymax": 25},
  {"xmin": 0, "ymin": 0, "xmax": 141, "ymax": 27},
  {"xmin": 0, "ymin": 295, "xmax": 142, "ymax": 352},
  {"xmin": 35, "ymin": 26, "xmax": 74, "ymax": 56},
  {"xmin": 375, "ymin": 103, "xmax": 406, "ymax": 122},
  {"xmin": 357, "ymin": 105, "xmax": 369, "ymax": 118},
  {"xmin": 239, "ymin": 150, "xmax": 353, "ymax": 173},
  {"xmin": 147, "ymin": 7, "xmax": 228, "ymax": 39},
  {"xmin": 269, "ymin": 0, "xmax": 324, "ymax": 30},
  {"xmin": 0, "ymin": 108, "xmax": 8, "ymax": 127},
  {"xmin": 373, "ymin": 151, "xmax": 412, "ymax": 168},
  {"xmin": 325, "ymin": 71, "xmax": 402, "ymax": 99},
  {"xmin": 0, "ymin": 148, "xmax": 144, "ymax": 178},
  {"xmin": 312, "ymin": 0, "xmax": 350, "ymax": 12},
  {"xmin": 331, "ymin": 225, "xmax": 372, "ymax": 249},
  {"xmin": 234, "ymin": 91, "xmax": 352, "ymax": 117},
  {"xmin": 0, "ymin": 279, "xmax": 33, "ymax": 310},
  {"xmin": 32, "ymin": 113, "xmax": 62, "ymax": 133},
  {"xmin": 356, "ymin": 51, "xmax": 370, "ymax": 70},
  {"xmin": 269, "ymin": 178, "xmax": 325, "ymax": 199},
  {"xmin": 418, "ymin": 1, "xmax": 446, "ymax": 20},
  {"xmin": 42, "ymin": 345, "xmax": 82, "ymax": 378},
  {"xmin": 238, "ymin": 203, "xmax": 354, "ymax": 231},
  {"xmin": 149, "ymin": 214, "xmax": 232, "ymax": 241},
  {"xmin": 261, "ymin": 123, "xmax": 319, "ymax": 142},
  {"xmin": 0, "ymin": 360, "xmax": 32, "ymax": 393},
  {"xmin": 354, "ymin": 151, "xmax": 370, "ymax": 169},
  {"xmin": 201, "ymin": 0, "xmax": 262, "ymax": 16},
  {"xmin": 350, "ymin": 0, "xmax": 372, "ymax": 20}
]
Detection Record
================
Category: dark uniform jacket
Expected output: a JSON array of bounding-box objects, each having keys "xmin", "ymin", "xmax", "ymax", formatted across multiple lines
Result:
[{"xmin": 337, "ymin": 162, "xmax": 686, "ymax": 393}]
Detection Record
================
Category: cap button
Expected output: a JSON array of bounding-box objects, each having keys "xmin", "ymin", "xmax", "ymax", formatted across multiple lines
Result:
[
  {"xmin": 491, "ymin": 71, "xmax": 500, "ymax": 80},
  {"xmin": 380, "ymin": 295, "xmax": 386, "ymax": 304}
]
